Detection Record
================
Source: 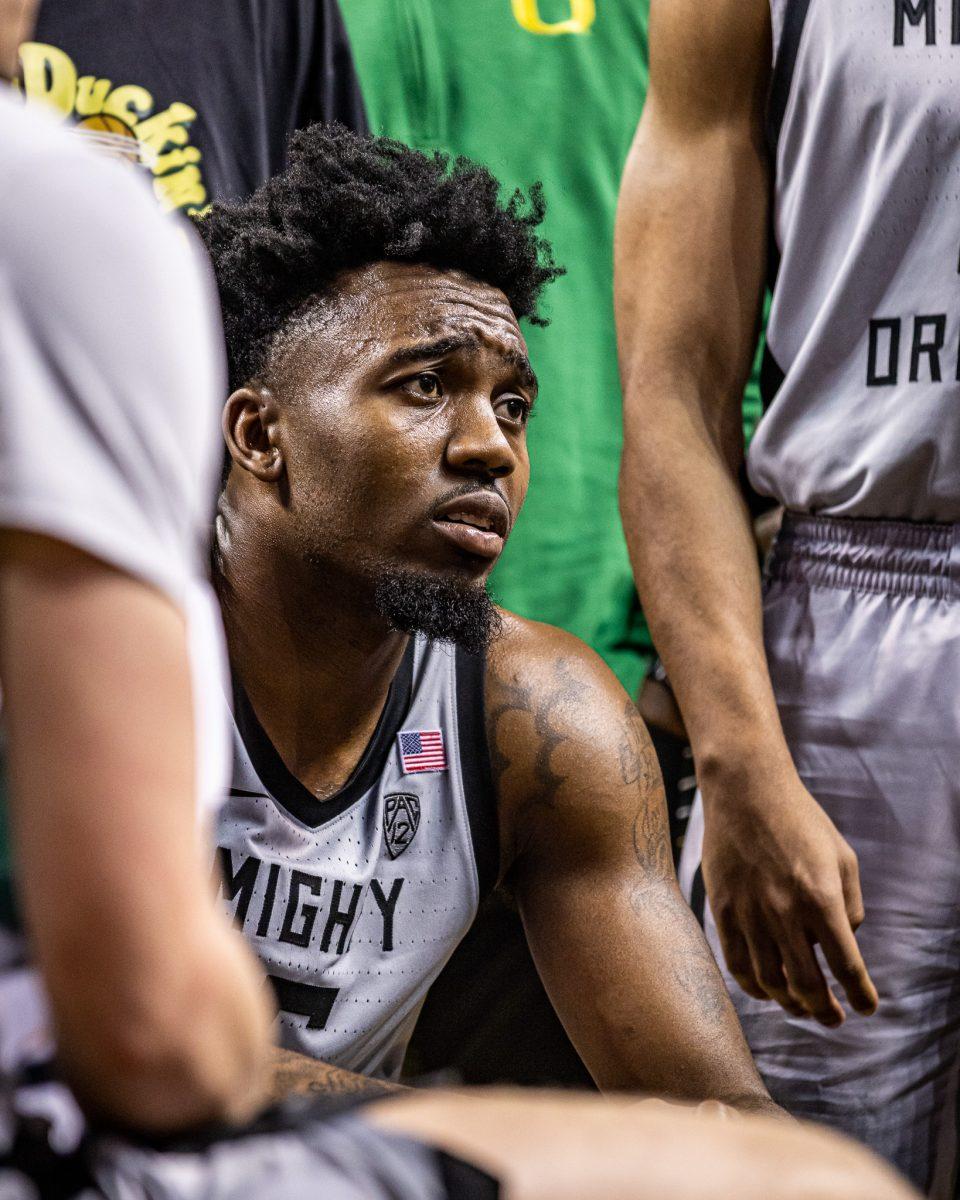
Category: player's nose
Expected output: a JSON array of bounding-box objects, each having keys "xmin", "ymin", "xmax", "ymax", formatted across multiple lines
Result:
[{"xmin": 445, "ymin": 395, "xmax": 517, "ymax": 479}]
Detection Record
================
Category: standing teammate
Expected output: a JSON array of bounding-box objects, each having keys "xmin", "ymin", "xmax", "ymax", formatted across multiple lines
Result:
[
  {"xmin": 202, "ymin": 121, "xmax": 777, "ymax": 1111},
  {"xmin": 616, "ymin": 0, "xmax": 960, "ymax": 1193},
  {"xmin": 17, "ymin": 0, "xmax": 366, "ymax": 215}
]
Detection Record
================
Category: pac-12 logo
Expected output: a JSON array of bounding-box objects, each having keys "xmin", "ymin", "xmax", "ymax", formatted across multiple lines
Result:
[{"xmin": 384, "ymin": 793, "xmax": 421, "ymax": 859}]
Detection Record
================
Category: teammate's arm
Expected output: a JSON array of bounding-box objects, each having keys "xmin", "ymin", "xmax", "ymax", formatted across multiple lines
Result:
[
  {"xmin": 0, "ymin": 533, "xmax": 273, "ymax": 1131},
  {"xmin": 613, "ymin": 0, "xmax": 876, "ymax": 1024},
  {"xmin": 489, "ymin": 618, "xmax": 772, "ymax": 1110}
]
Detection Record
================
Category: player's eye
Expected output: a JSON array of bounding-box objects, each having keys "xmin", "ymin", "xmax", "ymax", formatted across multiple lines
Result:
[
  {"xmin": 412, "ymin": 372, "xmax": 443, "ymax": 397},
  {"xmin": 495, "ymin": 395, "xmax": 532, "ymax": 428}
]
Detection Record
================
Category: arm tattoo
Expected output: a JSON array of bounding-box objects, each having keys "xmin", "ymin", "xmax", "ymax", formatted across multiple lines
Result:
[
  {"xmin": 486, "ymin": 657, "xmax": 590, "ymax": 859},
  {"xmin": 619, "ymin": 699, "xmax": 658, "ymax": 789},
  {"xmin": 487, "ymin": 657, "xmax": 590, "ymax": 804},
  {"xmin": 624, "ymin": 702, "xmax": 673, "ymax": 879},
  {"xmin": 485, "ymin": 668, "xmax": 533, "ymax": 799},
  {"xmin": 671, "ymin": 939, "xmax": 733, "ymax": 1021},
  {"xmin": 270, "ymin": 1048, "xmax": 402, "ymax": 1103},
  {"xmin": 622, "ymin": 704, "xmax": 736, "ymax": 1028}
]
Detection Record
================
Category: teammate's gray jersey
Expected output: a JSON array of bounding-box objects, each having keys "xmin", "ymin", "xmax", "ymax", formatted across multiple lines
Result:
[
  {"xmin": 747, "ymin": 0, "xmax": 960, "ymax": 521},
  {"xmin": 217, "ymin": 635, "xmax": 498, "ymax": 1081}
]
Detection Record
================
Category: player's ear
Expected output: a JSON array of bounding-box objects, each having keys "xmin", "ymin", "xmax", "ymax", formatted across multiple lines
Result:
[{"xmin": 222, "ymin": 384, "xmax": 284, "ymax": 482}]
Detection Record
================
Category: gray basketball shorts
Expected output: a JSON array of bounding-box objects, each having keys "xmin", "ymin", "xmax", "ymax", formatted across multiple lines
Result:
[
  {"xmin": 679, "ymin": 512, "xmax": 960, "ymax": 1198},
  {"xmin": 0, "ymin": 1088, "xmax": 498, "ymax": 1200}
]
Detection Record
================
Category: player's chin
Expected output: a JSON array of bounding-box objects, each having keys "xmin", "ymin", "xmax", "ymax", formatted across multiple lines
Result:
[{"xmin": 431, "ymin": 551, "xmax": 499, "ymax": 584}]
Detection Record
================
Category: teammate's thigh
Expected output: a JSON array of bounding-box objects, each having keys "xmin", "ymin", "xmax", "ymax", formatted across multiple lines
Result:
[{"xmin": 683, "ymin": 573, "xmax": 960, "ymax": 1195}]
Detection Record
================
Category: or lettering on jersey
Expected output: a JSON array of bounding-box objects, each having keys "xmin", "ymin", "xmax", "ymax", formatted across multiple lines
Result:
[
  {"xmin": 319, "ymin": 880, "xmax": 364, "ymax": 954},
  {"xmin": 279, "ymin": 870, "xmax": 324, "ymax": 948},
  {"xmin": 268, "ymin": 976, "xmax": 340, "ymax": 1031},
  {"xmin": 397, "ymin": 729, "xmax": 447, "ymax": 774},
  {"xmin": 866, "ymin": 313, "xmax": 959, "ymax": 386},
  {"xmin": 892, "ymin": 0, "xmax": 960, "ymax": 45},
  {"xmin": 511, "ymin": 0, "xmax": 596, "ymax": 36},
  {"xmin": 217, "ymin": 846, "xmax": 260, "ymax": 927},
  {"xmin": 216, "ymin": 848, "xmax": 403, "ymax": 955},
  {"xmin": 370, "ymin": 878, "xmax": 405, "ymax": 953},
  {"xmin": 383, "ymin": 793, "xmax": 420, "ymax": 858}
]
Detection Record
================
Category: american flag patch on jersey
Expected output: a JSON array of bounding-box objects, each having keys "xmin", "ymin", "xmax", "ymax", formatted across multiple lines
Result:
[{"xmin": 397, "ymin": 728, "xmax": 447, "ymax": 774}]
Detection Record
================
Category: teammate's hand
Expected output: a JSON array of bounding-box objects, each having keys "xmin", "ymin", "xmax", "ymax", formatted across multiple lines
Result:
[{"xmin": 701, "ymin": 768, "xmax": 878, "ymax": 1025}]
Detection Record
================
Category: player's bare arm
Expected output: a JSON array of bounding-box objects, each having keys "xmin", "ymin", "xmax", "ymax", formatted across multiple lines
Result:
[
  {"xmin": 0, "ymin": 533, "xmax": 272, "ymax": 1131},
  {"xmin": 613, "ymin": 0, "xmax": 876, "ymax": 1026},
  {"xmin": 268, "ymin": 1047, "xmax": 401, "ymax": 1102},
  {"xmin": 487, "ymin": 613, "xmax": 776, "ymax": 1112},
  {"xmin": 371, "ymin": 1090, "xmax": 917, "ymax": 1200}
]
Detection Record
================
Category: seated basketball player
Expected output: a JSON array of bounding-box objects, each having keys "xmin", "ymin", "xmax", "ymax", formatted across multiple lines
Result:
[
  {"xmin": 0, "ymin": 0, "xmax": 922, "ymax": 1191},
  {"xmin": 202, "ymin": 123, "xmax": 767, "ymax": 1108}
]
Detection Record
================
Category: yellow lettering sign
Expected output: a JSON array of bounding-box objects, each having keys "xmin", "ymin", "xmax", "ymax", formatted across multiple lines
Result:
[
  {"xmin": 153, "ymin": 164, "xmax": 207, "ymax": 214},
  {"xmin": 103, "ymin": 84, "xmax": 154, "ymax": 126},
  {"xmin": 135, "ymin": 102, "xmax": 198, "ymax": 156},
  {"xmin": 18, "ymin": 42, "xmax": 77, "ymax": 117},
  {"xmin": 511, "ymin": 0, "xmax": 595, "ymax": 35},
  {"xmin": 75, "ymin": 75, "xmax": 112, "ymax": 117}
]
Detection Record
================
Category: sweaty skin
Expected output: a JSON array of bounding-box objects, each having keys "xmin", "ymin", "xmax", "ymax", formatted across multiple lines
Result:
[
  {"xmin": 488, "ymin": 614, "xmax": 768, "ymax": 1104},
  {"xmin": 613, "ymin": 0, "xmax": 877, "ymax": 1027},
  {"xmin": 218, "ymin": 260, "xmax": 774, "ymax": 1111},
  {"xmin": 369, "ymin": 1090, "xmax": 918, "ymax": 1200},
  {"xmin": 0, "ymin": 0, "xmax": 35, "ymax": 80}
]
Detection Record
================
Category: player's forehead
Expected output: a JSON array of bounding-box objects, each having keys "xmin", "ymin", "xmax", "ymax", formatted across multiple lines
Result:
[{"xmin": 331, "ymin": 261, "xmax": 528, "ymax": 366}]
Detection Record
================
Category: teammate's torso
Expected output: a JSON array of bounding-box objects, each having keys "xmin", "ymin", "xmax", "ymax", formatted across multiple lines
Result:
[
  {"xmin": 22, "ymin": 0, "xmax": 365, "ymax": 214},
  {"xmin": 749, "ymin": 0, "xmax": 960, "ymax": 520},
  {"xmin": 217, "ymin": 635, "xmax": 497, "ymax": 1080}
]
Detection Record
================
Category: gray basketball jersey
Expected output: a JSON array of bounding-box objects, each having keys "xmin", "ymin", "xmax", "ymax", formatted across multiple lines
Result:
[
  {"xmin": 216, "ymin": 635, "xmax": 498, "ymax": 1081},
  {"xmin": 748, "ymin": 0, "xmax": 960, "ymax": 521}
]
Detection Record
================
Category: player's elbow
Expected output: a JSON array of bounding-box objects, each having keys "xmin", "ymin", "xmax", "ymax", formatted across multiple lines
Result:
[
  {"xmin": 48, "ymin": 929, "xmax": 272, "ymax": 1132},
  {"xmin": 71, "ymin": 1017, "xmax": 261, "ymax": 1132}
]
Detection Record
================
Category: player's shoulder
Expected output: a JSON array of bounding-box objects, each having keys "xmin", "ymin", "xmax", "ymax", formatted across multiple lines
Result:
[{"xmin": 487, "ymin": 608, "xmax": 628, "ymax": 721}]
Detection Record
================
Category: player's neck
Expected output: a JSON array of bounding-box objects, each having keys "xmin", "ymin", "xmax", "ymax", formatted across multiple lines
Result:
[{"xmin": 217, "ymin": 529, "xmax": 408, "ymax": 796}]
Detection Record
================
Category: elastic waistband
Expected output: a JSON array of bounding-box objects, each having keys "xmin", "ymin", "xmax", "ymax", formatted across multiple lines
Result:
[{"xmin": 768, "ymin": 513, "xmax": 960, "ymax": 599}]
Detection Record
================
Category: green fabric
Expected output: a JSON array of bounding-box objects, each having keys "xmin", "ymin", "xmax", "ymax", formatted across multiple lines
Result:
[
  {"xmin": 341, "ymin": 0, "xmax": 653, "ymax": 694},
  {"xmin": 341, "ymin": 0, "xmax": 764, "ymax": 695}
]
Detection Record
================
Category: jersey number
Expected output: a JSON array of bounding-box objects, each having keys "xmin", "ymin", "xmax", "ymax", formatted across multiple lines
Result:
[
  {"xmin": 268, "ymin": 976, "xmax": 340, "ymax": 1031},
  {"xmin": 511, "ymin": 0, "xmax": 596, "ymax": 35}
]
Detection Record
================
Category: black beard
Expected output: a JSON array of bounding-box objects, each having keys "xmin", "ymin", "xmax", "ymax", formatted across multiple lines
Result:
[{"xmin": 373, "ymin": 568, "xmax": 502, "ymax": 656}]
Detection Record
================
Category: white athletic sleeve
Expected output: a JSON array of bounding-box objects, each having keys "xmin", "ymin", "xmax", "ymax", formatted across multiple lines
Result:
[
  {"xmin": 0, "ymin": 100, "xmax": 225, "ymax": 606},
  {"xmin": 0, "ymin": 93, "xmax": 231, "ymax": 824}
]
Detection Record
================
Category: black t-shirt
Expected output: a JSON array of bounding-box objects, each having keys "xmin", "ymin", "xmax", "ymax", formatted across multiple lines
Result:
[{"xmin": 25, "ymin": 0, "xmax": 367, "ymax": 213}]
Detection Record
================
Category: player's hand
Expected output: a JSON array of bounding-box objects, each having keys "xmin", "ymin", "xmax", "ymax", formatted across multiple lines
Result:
[{"xmin": 701, "ymin": 767, "xmax": 878, "ymax": 1025}]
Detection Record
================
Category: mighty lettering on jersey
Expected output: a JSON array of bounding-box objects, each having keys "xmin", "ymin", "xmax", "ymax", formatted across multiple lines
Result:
[{"xmin": 215, "ymin": 636, "xmax": 496, "ymax": 1080}]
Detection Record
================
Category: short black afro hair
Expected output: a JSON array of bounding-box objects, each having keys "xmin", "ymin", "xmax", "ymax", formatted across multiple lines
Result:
[{"xmin": 196, "ymin": 122, "xmax": 563, "ymax": 392}]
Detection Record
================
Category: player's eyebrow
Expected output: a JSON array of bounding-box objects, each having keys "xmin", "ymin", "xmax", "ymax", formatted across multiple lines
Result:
[
  {"xmin": 502, "ymin": 348, "xmax": 538, "ymax": 398},
  {"xmin": 387, "ymin": 335, "xmax": 538, "ymax": 397},
  {"xmin": 386, "ymin": 335, "xmax": 477, "ymax": 367}
]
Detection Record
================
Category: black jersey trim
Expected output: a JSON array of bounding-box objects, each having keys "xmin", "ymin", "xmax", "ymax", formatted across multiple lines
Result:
[
  {"xmin": 766, "ymin": 0, "xmax": 812, "ymax": 160},
  {"xmin": 759, "ymin": 340, "xmax": 786, "ymax": 411},
  {"xmin": 765, "ymin": 0, "xmax": 812, "ymax": 298},
  {"xmin": 454, "ymin": 645, "xmax": 500, "ymax": 900},
  {"xmin": 690, "ymin": 864, "xmax": 707, "ymax": 929},
  {"xmin": 231, "ymin": 639, "xmax": 415, "ymax": 830}
]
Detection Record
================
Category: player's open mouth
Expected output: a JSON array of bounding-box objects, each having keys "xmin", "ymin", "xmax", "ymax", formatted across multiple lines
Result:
[{"xmin": 431, "ymin": 493, "xmax": 509, "ymax": 559}]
